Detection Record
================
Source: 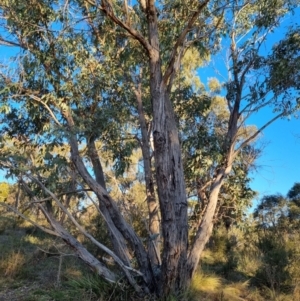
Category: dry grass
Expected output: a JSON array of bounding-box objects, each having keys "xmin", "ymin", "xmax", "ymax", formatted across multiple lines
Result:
[
  {"xmin": 190, "ymin": 271, "xmax": 254, "ymax": 301},
  {"xmin": 293, "ymin": 282, "xmax": 300, "ymax": 301},
  {"xmin": 237, "ymin": 253, "xmax": 261, "ymax": 277},
  {"xmin": 222, "ymin": 281, "xmax": 249, "ymax": 300},
  {"xmin": 191, "ymin": 271, "xmax": 222, "ymax": 293},
  {"xmin": 1, "ymin": 250, "xmax": 26, "ymax": 277},
  {"xmin": 63, "ymin": 267, "xmax": 83, "ymax": 280}
]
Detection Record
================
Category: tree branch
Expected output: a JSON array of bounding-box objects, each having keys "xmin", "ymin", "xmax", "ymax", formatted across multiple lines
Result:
[
  {"xmin": 233, "ymin": 112, "xmax": 285, "ymax": 158},
  {"xmin": 0, "ymin": 201, "xmax": 59, "ymax": 236},
  {"xmin": 162, "ymin": 0, "xmax": 210, "ymax": 86},
  {"xmin": 41, "ymin": 189, "xmax": 92, "ymax": 202},
  {"xmin": 28, "ymin": 174, "xmax": 144, "ymax": 293},
  {"xmin": 29, "ymin": 94, "xmax": 62, "ymax": 126},
  {"xmin": 62, "ymin": 108, "xmax": 153, "ymax": 286},
  {"xmin": 85, "ymin": 0, "xmax": 151, "ymax": 53},
  {"xmin": 0, "ymin": 37, "xmax": 20, "ymax": 47}
]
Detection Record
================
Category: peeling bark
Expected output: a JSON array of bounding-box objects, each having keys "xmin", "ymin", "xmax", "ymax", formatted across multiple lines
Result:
[{"xmin": 147, "ymin": 5, "xmax": 188, "ymax": 294}]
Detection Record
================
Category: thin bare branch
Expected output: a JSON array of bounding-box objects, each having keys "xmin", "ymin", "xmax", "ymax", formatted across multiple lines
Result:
[
  {"xmin": 0, "ymin": 37, "xmax": 20, "ymax": 47},
  {"xmin": 28, "ymin": 174, "xmax": 144, "ymax": 293},
  {"xmin": 234, "ymin": 112, "xmax": 285, "ymax": 157},
  {"xmin": 41, "ymin": 188, "xmax": 92, "ymax": 202},
  {"xmin": 29, "ymin": 94, "xmax": 62, "ymax": 126},
  {"xmin": 0, "ymin": 202, "xmax": 59, "ymax": 236}
]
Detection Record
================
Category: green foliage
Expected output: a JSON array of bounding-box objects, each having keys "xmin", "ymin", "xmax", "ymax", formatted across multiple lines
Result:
[
  {"xmin": 269, "ymin": 28, "xmax": 300, "ymax": 94},
  {"xmin": 287, "ymin": 182, "xmax": 300, "ymax": 224},
  {"xmin": 254, "ymin": 194, "xmax": 287, "ymax": 229},
  {"xmin": 255, "ymin": 234, "xmax": 293, "ymax": 292},
  {"xmin": 251, "ymin": 183, "xmax": 300, "ymax": 295}
]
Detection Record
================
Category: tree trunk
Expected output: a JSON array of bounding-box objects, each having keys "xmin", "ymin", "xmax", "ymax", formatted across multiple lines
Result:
[
  {"xmin": 185, "ymin": 171, "xmax": 226, "ymax": 281},
  {"xmin": 87, "ymin": 138, "xmax": 132, "ymax": 265},
  {"xmin": 185, "ymin": 93, "xmax": 239, "ymax": 284},
  {"xmin": 147, "ymin": 6, "xmax": 188, "ymax": 295},
  {"xmin": 134, "ymin": 78, "xmax": 161, "ymax": 267}
]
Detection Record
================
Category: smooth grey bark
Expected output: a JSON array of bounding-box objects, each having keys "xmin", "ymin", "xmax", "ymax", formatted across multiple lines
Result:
[
  {"xmin": 186, "ymin": 167, "xmax": 230, "ymax": 280},
  {"xmin": 87, "ymin": 138, "xmax": 132, "ymax": 266},
  {"xmin": 24, "ymin": 176, "xmax": 147, "ymax": 294},
  {"xmin": 46, "ymin": 211, "xmax": 117, "ymax": 282},
  {"xmin": 185, "ymin": 28, "xmax": 240, "ymax": 281},
  {"xmin": 184, "ymin": 23, "xmax": 290, "ymax": 284},
  {"xmin": 185, "ymin": 38, "xmax": 240, "ymax": 281},
  {"xmin": 133, "ymin": 75, "xmax": 161, "ymax": 267},
  {"xmin": 87, "ymin": 138, "xmax": 107, "ymax": 189}
]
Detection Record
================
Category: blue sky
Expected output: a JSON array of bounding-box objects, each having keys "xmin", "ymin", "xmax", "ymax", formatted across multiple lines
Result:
[{"xmin": 249, "ymin": 114, "xmax": 300, "ymax": 199}]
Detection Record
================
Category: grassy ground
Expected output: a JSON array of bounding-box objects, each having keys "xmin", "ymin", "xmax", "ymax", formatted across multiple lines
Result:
[
  {"xmin": 0, "ymin": 215, "xmax": 114, "ymax": 301},
  {"xmin": 0, "ymin": 216, "xmax": 299, "ymax": 301},
  {"xmin": 0, "ymin": 227, "xmax": 111, "ymax": 301}
]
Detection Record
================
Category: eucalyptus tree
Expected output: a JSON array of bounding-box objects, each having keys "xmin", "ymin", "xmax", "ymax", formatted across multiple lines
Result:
[
  {"xmin": 253, "ymin": 183, "xmax": 300, "ymax": 292},
  {"xmin": 286, "ymin": 182, "xmax": 300, "ymax": 228},
  {"xmin": 254, "ymin": 182, "xmax": 300, "ymax": 231},
  {"xmin": 0, "ymin": 0, "xmax": 299, "ymax": 298}
]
